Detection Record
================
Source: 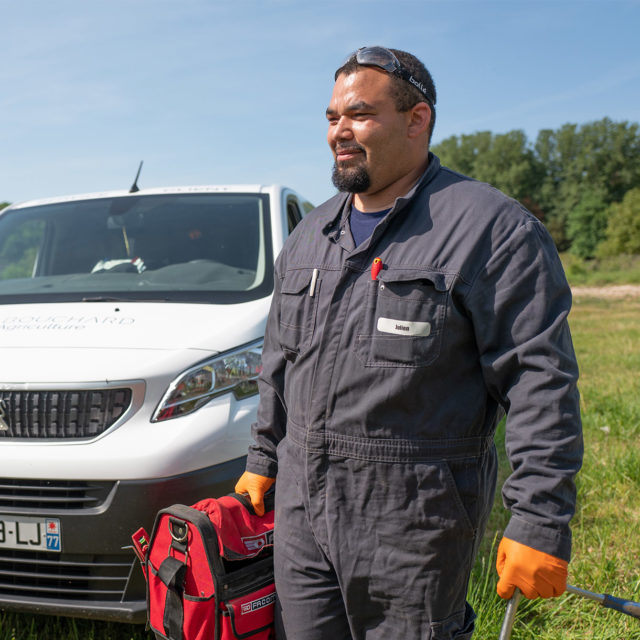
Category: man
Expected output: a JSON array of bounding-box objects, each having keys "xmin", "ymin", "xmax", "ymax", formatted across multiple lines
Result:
[{"xmin": 236, "ymin": 46, "xmax": 583, "ymax": 639}]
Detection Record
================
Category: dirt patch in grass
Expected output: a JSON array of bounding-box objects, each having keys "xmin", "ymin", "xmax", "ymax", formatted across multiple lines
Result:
[{"xmin": 572, "ymin": 284, "xmax": 640, "ymax": 298}]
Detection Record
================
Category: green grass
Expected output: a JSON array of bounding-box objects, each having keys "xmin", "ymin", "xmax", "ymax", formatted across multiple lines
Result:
[
  {"xmin": 0, "ymin": 617, "xmax": 147, "ymax": 640},
  {"xmin": 561, "ymin": 253, "xmax": 640, "ymax": 286},
  {"xmin": 2, "ymin": 295, "xmax": 640, "ymax": 639}
]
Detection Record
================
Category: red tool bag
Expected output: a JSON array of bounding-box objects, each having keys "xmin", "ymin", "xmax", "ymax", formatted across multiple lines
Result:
[{"xmin": 132, "ymin": 493, "xmax": 275, "ymax": 640}]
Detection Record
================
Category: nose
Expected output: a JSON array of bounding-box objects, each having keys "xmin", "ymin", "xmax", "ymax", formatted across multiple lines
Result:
[{"xmin": 328, "ymin": 115, "xmax": 354, "ymax": 146}]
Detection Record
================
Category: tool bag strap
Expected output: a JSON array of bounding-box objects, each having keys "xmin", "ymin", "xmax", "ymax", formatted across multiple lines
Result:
[{"xmin": 158, "ymin": 556, "xmax": 188, "ymax": 640}]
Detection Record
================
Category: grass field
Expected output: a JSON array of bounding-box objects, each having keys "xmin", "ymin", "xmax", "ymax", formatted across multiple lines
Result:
[
  {"xmin": 1, "ymin": 293, "xmax": 639, "ymax": 639},
  {"xmin": 560, "ymin": 253, "xmax": 640, "ymax": 286}
]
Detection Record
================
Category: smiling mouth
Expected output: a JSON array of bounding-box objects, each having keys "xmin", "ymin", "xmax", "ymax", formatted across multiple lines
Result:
[{"xmin": 335, "ymin": 146, "xmax": 364, "ymax": 162}]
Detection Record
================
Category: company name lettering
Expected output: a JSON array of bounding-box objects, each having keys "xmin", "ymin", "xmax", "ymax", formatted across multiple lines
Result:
[
  {"xmin": 240, "ymin": 592, "xmax": 276, "ymax": 615},
  {"xmin": 409, "ymin": 75, "xmax": 429, "ymax": 97},
  {"xmin": 0, "ymin": 315, "xmax": 136, "ymax": 331}
]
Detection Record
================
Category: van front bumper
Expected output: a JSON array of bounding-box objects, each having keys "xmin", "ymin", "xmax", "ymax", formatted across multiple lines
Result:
[{"xmin": 0, "ymin": 456, "xmax": 246, "ymax": 623}]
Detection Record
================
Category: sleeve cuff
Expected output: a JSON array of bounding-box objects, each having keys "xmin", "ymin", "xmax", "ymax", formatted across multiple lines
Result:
[
  {"xmin": 245, "ymin": 454, "xmax": 278, "ymax": 479},
  {"xmin": 504, "ymin": 514, "xmax": 572, "ymax": 562}
]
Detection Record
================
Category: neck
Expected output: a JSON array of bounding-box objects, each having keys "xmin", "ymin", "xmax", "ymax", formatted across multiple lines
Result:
[{"xmin": 353, "ymin": 155, "xmax": 429, "ymax": 212}]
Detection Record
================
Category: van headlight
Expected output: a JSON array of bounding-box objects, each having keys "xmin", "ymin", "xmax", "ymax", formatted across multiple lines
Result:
[{"xmin": 152, "ymin": 340, "xmax": 263, "ymax": 422}]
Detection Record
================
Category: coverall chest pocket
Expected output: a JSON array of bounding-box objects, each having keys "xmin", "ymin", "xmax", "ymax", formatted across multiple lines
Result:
[
  {"xmin": 278, "ymin": 268, "xmax": 320, "ymax": 357},
  {"xmin": 355, "ymin": 269, "xmax": 449, "ymax": 368}
]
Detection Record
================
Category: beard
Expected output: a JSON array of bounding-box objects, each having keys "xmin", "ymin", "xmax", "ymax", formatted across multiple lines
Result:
[{"xmin": 331, "ymin": 161, "xmax": 371, "ymax": 193}]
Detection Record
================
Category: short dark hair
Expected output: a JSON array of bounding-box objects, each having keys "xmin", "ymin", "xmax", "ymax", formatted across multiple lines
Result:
[{"xmin": 335, "ymin": 48, "xmax": 437, "ymax": 143}]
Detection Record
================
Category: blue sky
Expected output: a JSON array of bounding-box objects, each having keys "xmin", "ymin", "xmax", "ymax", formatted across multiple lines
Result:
[{"xmin": 2, "ymin": 0, "xmax": 639, "ymax": 207}]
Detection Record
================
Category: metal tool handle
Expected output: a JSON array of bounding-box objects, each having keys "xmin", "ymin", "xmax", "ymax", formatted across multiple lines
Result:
[
  {"xmin": 498, "ymin": 582, "xmax": 640, "ymax": 639},
  {"xmin": 567, "ymin": 583, "xmax": 640, "ymax": 619},
  {"xmin": 498, "ymin": 588, "xmax": 522, "ymax": 640}
]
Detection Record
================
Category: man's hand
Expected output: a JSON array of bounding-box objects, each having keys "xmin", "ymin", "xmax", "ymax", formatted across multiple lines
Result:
[
  {"xmin": 496, "ymin": 536, "xmax": 568, "ymax": 599},
  {"xmin": 234, "ymin": 471, "xmax": 275, "ymax": 516}
]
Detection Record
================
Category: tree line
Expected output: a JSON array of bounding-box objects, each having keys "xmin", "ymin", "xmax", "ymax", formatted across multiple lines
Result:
[{"xmin": 432, "ymin": 117, "xmax": 640, "ymax": 258}]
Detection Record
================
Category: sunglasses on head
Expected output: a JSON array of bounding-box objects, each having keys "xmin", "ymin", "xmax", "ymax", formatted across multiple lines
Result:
[{"xmin": 335, "ymin": 46, "xmax": 434, "ymax": 106}]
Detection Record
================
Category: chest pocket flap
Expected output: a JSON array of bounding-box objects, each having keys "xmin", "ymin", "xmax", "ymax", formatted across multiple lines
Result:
[
  {"xmin": 278, "ymin": 268, "xmax": 320, "ymax": 357},
  {"xmin": 281, "ymin": 269, "xmax": 315, "ymax": 295},
  {"xmin": 356, "ymin": 268, "xmax": 452, "ymax": 368},
  {"xmin": 377, "ymin": 269, "xmax": 450, "ymax": 297}
]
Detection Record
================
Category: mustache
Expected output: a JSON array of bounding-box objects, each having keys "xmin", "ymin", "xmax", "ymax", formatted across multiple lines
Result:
[{"xmin": 335, "ymin": 144, "xmax": 365, "ymax": 154}]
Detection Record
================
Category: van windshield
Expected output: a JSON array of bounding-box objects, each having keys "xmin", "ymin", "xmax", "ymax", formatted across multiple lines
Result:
[{"xmin": 0, "ymin": 193, "xmax": 273, "ymax": 304}]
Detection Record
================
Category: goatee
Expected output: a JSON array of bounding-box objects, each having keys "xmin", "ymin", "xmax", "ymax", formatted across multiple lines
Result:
[{"xmin": 331, "ymin": 163, "xmax": 371, "ymax": 193}]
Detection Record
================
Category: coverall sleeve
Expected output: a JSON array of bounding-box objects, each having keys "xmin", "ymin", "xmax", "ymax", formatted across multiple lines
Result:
[
  {"xmin": 245, "ymin": 256, "xmax": 288, "ymax": 479},
  {"xmin": 466, "ymin": 219, "xmax": 583, "ymax": 562}
]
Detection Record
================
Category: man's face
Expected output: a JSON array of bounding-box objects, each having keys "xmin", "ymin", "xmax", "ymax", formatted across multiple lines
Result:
[{"xmin": 326, "ymin": 68, "xmax": 414, "ymax": 195}]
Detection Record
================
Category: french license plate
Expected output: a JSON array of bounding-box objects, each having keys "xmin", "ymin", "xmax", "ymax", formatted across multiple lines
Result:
[{"xmin": 0, "ymin": 516, "xmax": 61, "ymax": 552}]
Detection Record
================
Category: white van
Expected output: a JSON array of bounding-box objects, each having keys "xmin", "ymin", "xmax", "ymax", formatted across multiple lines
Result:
[{"xmin": 0, "ymin": 184, "xmax": 312, "ymax": 622}]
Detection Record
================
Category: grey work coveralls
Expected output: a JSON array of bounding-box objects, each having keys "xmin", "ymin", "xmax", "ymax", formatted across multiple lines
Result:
[{"xmin": 246, "ymin": 154, "xmax": 583, "ymax": 640}]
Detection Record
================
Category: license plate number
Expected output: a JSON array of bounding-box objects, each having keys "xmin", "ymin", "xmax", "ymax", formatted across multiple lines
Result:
[{"xmin": 0, "ymin": 516, "xmax": 61, "ymax": 552}]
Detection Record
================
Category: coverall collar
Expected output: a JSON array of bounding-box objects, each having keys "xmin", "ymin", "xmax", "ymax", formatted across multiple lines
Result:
[{"xmin": 322, "ymin": 152, "xmax": 442, "ymax": 253}]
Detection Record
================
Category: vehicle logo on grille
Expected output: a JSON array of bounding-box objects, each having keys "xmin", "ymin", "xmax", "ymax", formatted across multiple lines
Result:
[{"xmin": 0, "ymin": 399, "xmax": 9, "ymax": 431}]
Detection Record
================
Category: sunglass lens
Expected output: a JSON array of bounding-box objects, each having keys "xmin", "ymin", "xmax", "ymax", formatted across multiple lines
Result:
[{"xmin": 356, "ymin": 46, "xmax": 398, "ymax": 72}]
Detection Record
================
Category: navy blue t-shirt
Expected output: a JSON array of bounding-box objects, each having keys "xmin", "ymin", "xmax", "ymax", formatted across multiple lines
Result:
[{"xmin": 349, "ymin": 203, "xmax": 391, "ymax": 247}]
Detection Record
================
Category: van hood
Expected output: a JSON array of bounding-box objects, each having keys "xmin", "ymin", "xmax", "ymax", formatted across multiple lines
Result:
[
  {"xmin": 0, "ymin": 301, "xmax": 270, "ymax": 384},
  {"xmin": 0, "ymin": 300, "xmax": 269, "ymax": 352}
]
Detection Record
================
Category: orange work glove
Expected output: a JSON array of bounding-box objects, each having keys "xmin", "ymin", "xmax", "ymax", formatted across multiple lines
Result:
[
  {"xmin": 234, "ymin": 471, "xmax": 275, "ymax": 516},
  {"xmin": 496, "ymin": 536, "xmax": 568, "ymax": 600}
]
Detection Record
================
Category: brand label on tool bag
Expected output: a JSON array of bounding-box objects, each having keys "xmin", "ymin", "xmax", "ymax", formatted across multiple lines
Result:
[
  {"xmin": 377, "ymin": 317, "xmax": 431, "ymax": 337},
  {"xmin": 241, "ymin": 592, "xmax": 276, "ymax": 615},
  {"xmin": 241, "ymin": 530, "xmax": 274, "ymax": 552}
]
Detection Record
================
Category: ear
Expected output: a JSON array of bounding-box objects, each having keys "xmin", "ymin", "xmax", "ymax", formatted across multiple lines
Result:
[{"xmin": 407, "ymin": 102, "xmax": 431, "ymax": 140}]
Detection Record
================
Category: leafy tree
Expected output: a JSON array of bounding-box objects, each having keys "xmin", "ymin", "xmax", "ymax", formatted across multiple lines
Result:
[
  {"xmin": 433, "ymin": 131, "xmax": 492, "ymax": 177},
  {"xmin": 436, "ymin": 119, "xmax": 640, "ymax": 253},
  {"xmin": 534, "ymin": 125, "xmax": 579, "ymax": 249},
  {"xmin": 473, "ymin": 130, "xmax": 545, "ymax": 207},
  {"xmin": 566, "ymin": 187, "xmax": 609, "ymax": 258},
  {"xmin": 534, "ymin": 119, "xmax": 640, "ymax": 249},
  {"xmin": 433, "ymin": 130, "xmax": 544, "ymax": 215},
  {"xmin": 0, "ymin": 202, "xmax": 9, "ymax": 211},
  {"xmin": 597, "ymin": 188, "xmax": 640, "ymax": 256}
]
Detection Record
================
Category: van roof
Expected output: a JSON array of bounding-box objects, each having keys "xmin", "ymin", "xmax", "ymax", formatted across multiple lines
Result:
[{"xmin": 8, "ymin": 185, "xmax": 280, "ymax": 210}]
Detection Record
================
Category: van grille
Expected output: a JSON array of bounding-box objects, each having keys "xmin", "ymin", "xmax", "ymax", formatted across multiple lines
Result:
[
  {"xmin": 0, "ymin": 388, "xmax": 132, "ymax": 439},
  {"xmin": 0, "ymin": 549, "xmax": 132, "ymax": 601},
  {"xmin": 0, "ymin": 479, "xmax": 114, "ymax": 511}
]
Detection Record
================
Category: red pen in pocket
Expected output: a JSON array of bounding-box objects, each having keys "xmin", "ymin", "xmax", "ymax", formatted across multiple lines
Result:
[{"xmin": 371, "ymin": 257, "xmax": 383, "ymax": 280}]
